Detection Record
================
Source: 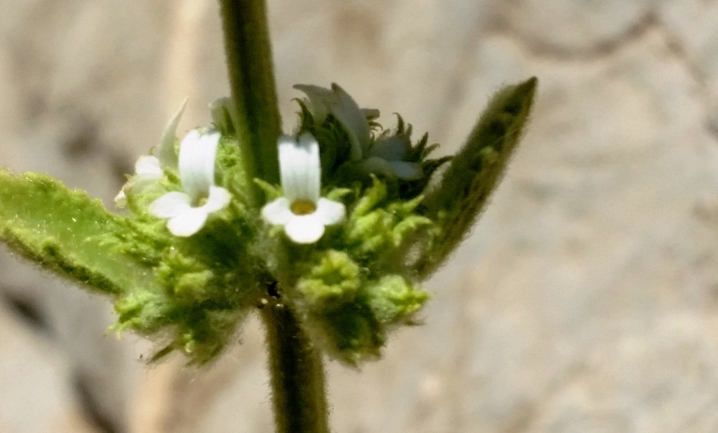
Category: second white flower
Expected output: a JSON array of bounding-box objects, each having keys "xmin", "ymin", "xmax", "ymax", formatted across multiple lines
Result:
[{"xmin": 262, "ymin": 133, "xmax": 345, "ymax": 244}]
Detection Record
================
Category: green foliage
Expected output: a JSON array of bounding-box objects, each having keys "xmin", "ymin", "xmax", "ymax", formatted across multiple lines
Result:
[
  {"xmin": 114, "ymin": 285, "xmax": 248, "ymax": 365},
  {"xmin": 0, "ymin": 77, "xmax": 536, "ymax": 367},
  {"xmin": 344, "ymin": 178, "xmax": 434, "ymax": 269},
  {"xmin": 109, "ymin": 218, "xmax": 263, "ymax": 365},
  {"xmin": 276, "ymin": 180, "xmax": 436, "ymax": 364},
  {"xmin": 417, "ymin": 77, "xmax": 538, "ymax": 277},
  {"xmin": 295, "ymin": 98, "xmax": 354, "ymax": 181},
  {"xmin": 373, "ymin": 115, "xmax": 452, "ymax": 199},
  {"xmin": 301, "ymin": 273, "xmax": 429, "ymax": 366},
  {"xmin": 0, "ymin": 171, "xmax": 155, "ymax": 295},
  {"xmin": 217, "ymin": 135, "xmax": 252, "ymax": 198},
  {"xmin": 210, "ymin": 97, "xmax": 241, "ymax": 137},
  {"xmin": 0, "ymin": 4, "xmax": 539, "ymax": 427},
  {"xmin": 108, "ymin": 140, "xmax": 264, "ymax": 365},
  {"xmin": 363, "ymin": 275, "xmax": 430, "ymax": 325},
  {"xmin": 0, "ymin": 138, "xmax": 264, "ymax": 365}
]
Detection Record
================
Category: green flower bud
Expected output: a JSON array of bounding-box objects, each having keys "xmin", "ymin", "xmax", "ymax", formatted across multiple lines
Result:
[
  {"xmin": 364, "ymin": 275, "xmax": 429, "ymax": 325},
  {"xmin": 345, "ymin": 177, "xmax": 434, "ymax": 267},
  {"xmin": 296, "ymin": 250, "xmax": 362, "ymax": 308},
  {"xmin": 302, "ymin": 274, "xmax": 429, "ymax": 366}
]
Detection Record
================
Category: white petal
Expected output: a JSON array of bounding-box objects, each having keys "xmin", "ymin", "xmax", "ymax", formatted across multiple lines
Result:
[
  {"xmin": 278, "ymin": 134, "xmax": 321, "ymax": 202},
  {"xmin": 134, "ymin": 156, "xmax": 162, "ymax": 178},
  {"xmin": 315, "ymin": 198, "xmax": 345, "ymax": 226},
  {"xmin": 261, "ymin": 197, "xmax": 294, "ymax": 225},
  {"xmin": 297, "ymin": 133, "xmax": 321, "ymax": 200},
  {"xmin": 123, "ymin": 175, "xmax": 163, "ymax": 200},
  {"xmin": 293, "ymin": 84, "xmax": 333, "ymax": 123},
  {"xmin": 277, "ymin": 135, "xmax": 300, "ymax": 200},
  {"xmin": 114, "ymin": 190, "xmax": 127, "ymax": 208},
  {"xmin": 179, "ymin": 130, "xmax": 220, "ymax": 200},
  {"xmin": 201, "ymin": 186, "xmax": 231, "ymax": 214},
  {"xmin": 158, "ymin": 99, "xmax": 187, "ymax": 171},
  {"xmin": 285, "ymin": 214, "xmax": 325, "ymax": 244},
  {"xmin": 149, "ymin": 192, "xmax": 192, "ymax": 218},
  {"xmin": 167, "ymin": 207, "xmax": 209, "ymax": 237}
]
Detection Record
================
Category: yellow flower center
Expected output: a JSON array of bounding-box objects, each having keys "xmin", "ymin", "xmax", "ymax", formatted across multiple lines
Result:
[{"xmin": 291, "ymin": 199, "xmax": 316, "ymax": 215}]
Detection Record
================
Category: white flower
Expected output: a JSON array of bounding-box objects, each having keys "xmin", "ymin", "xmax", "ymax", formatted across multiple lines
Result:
[
  {"xmin": 149, "ymin": 130, "xmax": 231, "ymax": 237},
  {"xmin": 113, "ymin": 155, "xmax": 163, "ymax": 207},
  {"xmin": 114, "ymin": 100, "xmax": 187, "ymax": 207},
  {"xmin": 262, "ymin": 133, "xmax": 345, "ymax": 244},
  {"xmin": 133, "ymin": 155, "xmax": 163, "ymax": 177}
]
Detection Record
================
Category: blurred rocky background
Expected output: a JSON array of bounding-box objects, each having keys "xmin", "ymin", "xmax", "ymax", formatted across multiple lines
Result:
[{"xmin": 2, "ymin": 0, "xmax": 718, "ymax": 432}]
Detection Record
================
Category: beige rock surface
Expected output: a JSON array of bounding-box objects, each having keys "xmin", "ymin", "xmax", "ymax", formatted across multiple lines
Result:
[{"xmin": 2, "ymin": 1, "xmax": 718, "ymax": 432}]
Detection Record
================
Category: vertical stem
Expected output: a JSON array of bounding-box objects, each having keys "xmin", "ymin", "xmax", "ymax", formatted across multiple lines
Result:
[
  {"xmin": 219, "ymin": 0, "xmax": 281, "ymax": 191},
  {"xmin": 261, "ymin": 301, "xmax": 330, "ymax": 433},
  {"xmin": 218, "ymin": 1, "xmax": 329, "ymax": 431}
]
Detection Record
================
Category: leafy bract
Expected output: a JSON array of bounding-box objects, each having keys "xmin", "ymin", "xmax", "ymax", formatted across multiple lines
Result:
[{"xmin": 0, "ymin": 171, "xmax": 155, "ymax": 295}]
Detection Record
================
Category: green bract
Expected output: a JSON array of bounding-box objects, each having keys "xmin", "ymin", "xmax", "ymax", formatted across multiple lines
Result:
[{"xmin": 0, "ymin": 78, "xmax": 536, "ymax": 366}]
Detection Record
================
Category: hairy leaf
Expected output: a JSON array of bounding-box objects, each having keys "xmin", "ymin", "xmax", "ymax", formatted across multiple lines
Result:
[
  {"xmin": 0, "ymin": 171, "xmax": 154, "ymax": 295},
  {"xmin": 418, "ymin": 77, "xmax": 537, "ymax": 277}
]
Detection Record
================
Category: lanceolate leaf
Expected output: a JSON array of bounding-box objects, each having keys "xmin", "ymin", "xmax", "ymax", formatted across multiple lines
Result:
[
  {"xmin": 418, "ymin": 77, "xmax": 538, "ymax": 277},
  {"xmin": 0, "ymin": 171, "xmax": 154, "ymax": 295}
]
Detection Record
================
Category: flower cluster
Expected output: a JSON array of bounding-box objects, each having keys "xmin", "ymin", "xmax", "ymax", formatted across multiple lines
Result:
[
  {"xmin": 4, "ymin": 78, "xmax": 532, "ymax": 365},
  {"xmin": 103, "ymin": 84, "xmax": 456, "ymax": 365}
]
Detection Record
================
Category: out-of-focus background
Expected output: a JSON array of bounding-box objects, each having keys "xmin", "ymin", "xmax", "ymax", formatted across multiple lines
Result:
[{"xmin": 2, "ymin": 0, "xmax": 718, "ymax": 432}]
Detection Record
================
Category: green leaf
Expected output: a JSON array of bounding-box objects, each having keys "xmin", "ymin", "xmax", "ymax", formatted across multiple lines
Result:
[
  {"xmin": 418, "ymin": 77, "xmax": 538, "ymax": 277},
  {"xmin": 0, "ymin": 171, "xmax": 154, "ymax": 295}
]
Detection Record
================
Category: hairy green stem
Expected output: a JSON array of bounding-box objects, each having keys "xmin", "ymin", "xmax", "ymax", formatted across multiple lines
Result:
[
  {"xmin": 219, "ymin": 0, "xmax": 281, "ymax": 193},
  {"xmin": 219, "ymin": 2, "xmax": 328, "ymax": 431},
  {"xmin": 261, "ymin": 298, "xmax": 331, "ymax": 433}
]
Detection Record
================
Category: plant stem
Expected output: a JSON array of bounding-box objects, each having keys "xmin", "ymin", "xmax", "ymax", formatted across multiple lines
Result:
[
  {"xmin": 261, "ymin": 298, "xmax": 330, "ymax": 433},
  {"xmin": 218, "ymin": 2, "xmax": 329, "ymax": 431},
  {"xmin": 219, "ymin": 0, "xmax": 281, "ymax": 192}
]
